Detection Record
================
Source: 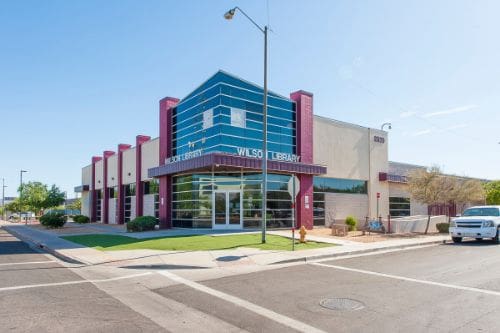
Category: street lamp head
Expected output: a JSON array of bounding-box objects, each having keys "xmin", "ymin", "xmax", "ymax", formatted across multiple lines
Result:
[{"xmin": 224, "ymin": 8, "xmax": 236, "ymax": 20}]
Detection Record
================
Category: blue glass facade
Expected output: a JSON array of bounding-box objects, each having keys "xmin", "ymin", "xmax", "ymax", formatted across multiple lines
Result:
[{"xmin": 171, "ymin": 71, "xmax": 296, "ymax": 158}]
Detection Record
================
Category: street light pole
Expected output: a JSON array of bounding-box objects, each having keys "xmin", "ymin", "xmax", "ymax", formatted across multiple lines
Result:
[
  {"xmin": 2, "ymin": 178, "xmax": 6, "ymax": 221},
  {"xmin": 224, "ymin": 7, "xmax": 269, "ymax": 243},
  {"xmin": 20, "ymin": 170, "xmax": 27, "ymax": 223}
]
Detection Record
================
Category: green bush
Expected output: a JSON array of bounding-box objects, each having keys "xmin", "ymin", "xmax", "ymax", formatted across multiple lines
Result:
[
  {"xmin": 73, "ymin": 215, "xmax": 90, "ymax": 224},
  {"xmin": 345, "ymin": 216, "xmax": 357, "ymax": 231},
  {"xmin": 127, "ymin": 216, "xmax": 157, "ymax": 232},
  {"xmin": 39, "ymin": 213, "xmax": 67, "ymax": 228},
  {"xmin": 436, "ymin": 223, "xmax": 449, "ymax": 233}
]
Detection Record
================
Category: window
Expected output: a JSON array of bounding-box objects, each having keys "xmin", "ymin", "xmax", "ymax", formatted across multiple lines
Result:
[
  {"xmin": 231, "ymin": 108, "xmax": 246, "ymax": 128},
  {"xmin": 313, "ymin": 177, "xmax": 368, "ymax": 194},
  {"xmin": 202, "ymin": 109, "xmax": 213, "ymax": 129},
  {"xmin": 389, "ymin": 197, "xmax": 410, "ymax": 217},
  {"xmin": 143, "ymin": 179, "xmax": 159, "ymax": 195}
]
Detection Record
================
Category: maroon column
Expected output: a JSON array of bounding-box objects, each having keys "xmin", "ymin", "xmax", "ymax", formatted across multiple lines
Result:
[
  {"xmin": 135, "ymin": 135, "xmax": 151, "ymax": 218},
  {"xmin": 117, "ymin": 144, "xmax": 131, "ymax": 224},
  {"xmin": 290, "ymin": 90, "xmax": 314, "ymax": 229},
  {"xmin": 158, "ymin": 97, "xmax": 179, "ymax": 229},
  {"xmin": 91, "ymin": 156, "xmax": 102, "ymax": 222},
  {"xmin": 102, "ymin": 150, "xmax": 115, "ymax": 224}
]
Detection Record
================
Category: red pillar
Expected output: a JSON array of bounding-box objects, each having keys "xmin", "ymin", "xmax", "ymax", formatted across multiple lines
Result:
[
  {"xmin": 290, "ymin": 90, "xmax": 314, "ymax": 229},
  {"xmin": 158, "ymin": 97, "xmax": 179, "ymax": 229},
  {"xmin": 102, "ymin": 150, "xmax": 115, "ymax": 224},
  {"xmin": 117, "ymin": 144, "xmax": 131, "ymax": 224},
  {"xmin": 91, "ymin": 156, "xmax": 102, "ymax": 222},
  {"xmin": 135, "ymin": 135, "xmax": 151, "ymax": 218}
]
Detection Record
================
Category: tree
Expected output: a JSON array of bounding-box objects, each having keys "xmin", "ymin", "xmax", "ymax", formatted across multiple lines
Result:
[
  {"xmin": 19, "ymin": 182, "xmax": 66, "ymax": 216},
  {"xmin": 67, "ymin": 198, "xmax": 81, "ymax": 211},
  {"xmin": 484, "ymin": 180, "xmax": 500, "ymax": 205},
  {"xmin": 20, "ymin": 182, "xmax": 48, "ymax": 216},
  {"xmin": 44, "ymin": 185, "xmax": 65, "ymax": 209},
  {"xmin": 4, "ymin": 198, "xmax": 26, "ymax": 215},
  {"xmin": 408, "ymin": 166, "xmax": 453, "ymax": 234},
  {"xmin": 451, "ymin": 178, "xmax": 485, "ymax": 213}
]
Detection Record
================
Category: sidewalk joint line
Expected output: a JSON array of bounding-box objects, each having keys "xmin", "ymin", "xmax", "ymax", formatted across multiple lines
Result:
[
  {"xmin": 0, "ymin": 272, "xmax": 152, "ymax": 292},
  {"xmin": 0, "ymin": 260, "xmax": 57, "ymax": 266}
]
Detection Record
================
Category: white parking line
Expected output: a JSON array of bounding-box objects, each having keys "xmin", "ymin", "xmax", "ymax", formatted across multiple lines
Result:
[
  {"xmin": 313, "ymin": 262, "xmax": 500, "ymax": 297},
  {"xmin": 159, "ymin": 270, "xmax": 327, "ymax": 333},
  {"xmin": 0, "ymin": 272, "xmax": 152, "ymax": 292},
  {"xmin": 0, "ymin": 260, "xmax": 57, "ymax": 267}
]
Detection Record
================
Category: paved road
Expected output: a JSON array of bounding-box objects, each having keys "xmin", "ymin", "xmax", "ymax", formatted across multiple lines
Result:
[
  {"xmin": 155, "ymin": 240, "xmax": 500, "ymax": 333},
  {"xmin": 3, "ymin": 226, "xmax": 500, "ymax": 333},
  {"xmin": 0, "ymin": 229, "xmax": 162, "ymax": 332}
]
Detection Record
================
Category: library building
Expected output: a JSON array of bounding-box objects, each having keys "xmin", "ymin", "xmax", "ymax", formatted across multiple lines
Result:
[{"xmin": 76, "ymin": 70, "xmax": 418, "ymax": 230}]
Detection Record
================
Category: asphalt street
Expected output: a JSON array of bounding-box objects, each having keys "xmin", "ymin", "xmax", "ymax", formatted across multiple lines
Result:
[
  {"xmin": 0, "ymin": 229, "xmax": 162, "ymax": 332},
  {"xmin": 155, "ymin": 240, "xmax": 500, "ymax": 333},
  {"xmin": 2, "ymin": 226, "xmax": 500, "ymax": 333}
]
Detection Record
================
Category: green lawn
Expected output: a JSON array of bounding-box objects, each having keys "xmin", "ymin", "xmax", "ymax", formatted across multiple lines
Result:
[{"xmin": 62, "ymin": 233, "xmax": 334, "ymax": 252}]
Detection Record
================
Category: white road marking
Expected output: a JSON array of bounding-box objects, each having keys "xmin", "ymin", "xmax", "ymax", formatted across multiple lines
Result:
[
  {"xmin": 159, "ymin": 270, "xmax": 327, "ymax": 333},
  {"xmin": 0, "ymin": 272, "xmax": 152, "ymax": 292},
  {"xmin": 313, "ymin": 262, "xmax": 500, "ymax": 297},
  {"xmin": 0, "ymin": 260, "xmax": 57, "ymax": 267},
  {"xmin": 311, "ymin": 244, "xmax": 437, "ymax": 264}
]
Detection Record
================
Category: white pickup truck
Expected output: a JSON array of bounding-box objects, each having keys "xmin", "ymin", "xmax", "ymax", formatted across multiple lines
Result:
[{"xmin": 449, "ymin": 206, "xmax": 500, "ymax": 244}]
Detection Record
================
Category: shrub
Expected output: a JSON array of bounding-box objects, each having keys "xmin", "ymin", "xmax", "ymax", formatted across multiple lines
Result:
[
  {"xmin": 73, "ymin": 215, "xmax": 90, "ymax": 224},
  {"xmin": 345, "ymin": 216, "xmax": 357, "ymax": 231},
  {"xmin": 436, "ymin": 223, "xmax": 449, "ymax": 233},
  {"xmin": 127, "ymin": 216, "xmax": 157, "ymax": 232},
  {"xmin": 39, "ymin": 213, "xmax": 67, "ymax": 228}
]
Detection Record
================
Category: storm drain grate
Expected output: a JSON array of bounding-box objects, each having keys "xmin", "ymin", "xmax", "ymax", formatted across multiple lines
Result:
[{"xmin": 319, "ymin": 298, "xmax": 365, "ymax": 311}]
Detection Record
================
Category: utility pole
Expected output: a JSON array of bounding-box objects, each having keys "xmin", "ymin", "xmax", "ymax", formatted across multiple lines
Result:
[
  {"xmin": 2, "ymin": 178, "xmax": 6, "ymax": 221},
  {"xmin": 20, "ymin": 170, "xmax": 27, "ymax": 224}
]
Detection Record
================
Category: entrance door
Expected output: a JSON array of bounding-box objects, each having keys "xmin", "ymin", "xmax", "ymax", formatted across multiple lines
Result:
[{"xmin": 213, "ymin": 190, "xmax": 242, "ymax": 229}]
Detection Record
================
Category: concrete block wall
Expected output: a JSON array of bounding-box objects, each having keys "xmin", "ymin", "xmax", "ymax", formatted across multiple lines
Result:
[
  {"xmin": 324, "ymin": 193, "xmax": 369, "ymax": 226},
  {"xmin": 108, "ymin": 198, "xmax": 117, "ymax": 224},
  {"xmin": 143, "ymin": 194, "xmax": 156, "ymax": 217}
]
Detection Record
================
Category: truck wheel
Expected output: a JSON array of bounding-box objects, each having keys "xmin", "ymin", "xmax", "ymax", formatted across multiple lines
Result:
[
  {"xmin": 493, "ymin": 230, "xmax": 499, "ymax": 244},
  {"xmin": 452, "ymin": 237, "xmax": 462, "ymax": 243}
]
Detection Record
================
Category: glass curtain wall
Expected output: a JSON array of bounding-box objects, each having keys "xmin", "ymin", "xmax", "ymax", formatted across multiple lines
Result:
[
  {"xmin": 172, "ymin": 72, "xmax": 296, "ymax": 158},
  {"xmin": 172, "ymin": 172, "xmax": 293, "ymax": 229}
]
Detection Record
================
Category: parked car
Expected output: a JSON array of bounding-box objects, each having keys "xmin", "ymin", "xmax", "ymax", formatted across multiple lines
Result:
[{"xmin": 449, "ymin": 206, "xmax": 500, "ymax": 243}]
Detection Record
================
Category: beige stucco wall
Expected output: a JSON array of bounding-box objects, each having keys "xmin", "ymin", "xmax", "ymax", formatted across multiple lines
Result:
[
  {"xmin": 313, "ymin": 116, "xmax": 389, "ymax": 219},
  {"xmin": 122, "ymin": 148, "xmax": 136, "ymax": 185},
  {"xmin": 141, "ymin": 138, "xmax": 159, "ymax": 181},
  {"xmin": 82, "ymin": 165, "xmax": 92, "ymax": 186},
  {"xmin": 94, "ymin": 160, "xmax": 103, "ymax": 190},
  {"xmin": 107, "ymin": 155, "xmax": 118, "ymax": 188}
]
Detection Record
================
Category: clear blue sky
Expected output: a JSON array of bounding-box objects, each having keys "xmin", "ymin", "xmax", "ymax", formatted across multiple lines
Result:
[{"xmin": 1, "ymin": 0, "xmax": 499, "ymax": 198}]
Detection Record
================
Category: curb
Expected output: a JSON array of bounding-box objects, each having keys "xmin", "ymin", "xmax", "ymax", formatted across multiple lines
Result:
[
  {"xmin": 272, "ymin": 239, "xmax": 448, "ymax": 265},
  {"xmin": 2, "ymin": 226, "xmax": 87, "ymax": 265}
]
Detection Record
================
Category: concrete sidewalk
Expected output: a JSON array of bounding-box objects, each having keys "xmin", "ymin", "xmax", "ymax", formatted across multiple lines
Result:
[{"xmin": 0, "ymin": 220, "xmax": 450, "ymax": 267}]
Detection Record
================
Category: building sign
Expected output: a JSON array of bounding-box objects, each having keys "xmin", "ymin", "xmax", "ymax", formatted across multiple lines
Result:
[
  {"xmin": 165, "ymin": 149, "xmax": 203, "ymax": 164},
  {"xmin": 374, "ymin": 135, "xmax": 385, "ymax": 144},
  {"xmin": 236, "ymin": 147, "xmax": 301, "ymax": 163},
  {"xmin": 165, "ymin": 147, "xmax": 301, "ymax": 164}
]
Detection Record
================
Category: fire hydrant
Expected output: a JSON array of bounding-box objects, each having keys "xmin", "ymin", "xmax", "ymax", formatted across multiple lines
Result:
[{"xmin": 299, "ymin": 226, "xmax": 307, "ymax": 243}]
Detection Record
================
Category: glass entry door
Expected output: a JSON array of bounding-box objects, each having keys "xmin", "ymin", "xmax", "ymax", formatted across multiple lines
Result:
[{"xmin": 213, "ymin": 190, "xmax": 242, "ymax": 229}]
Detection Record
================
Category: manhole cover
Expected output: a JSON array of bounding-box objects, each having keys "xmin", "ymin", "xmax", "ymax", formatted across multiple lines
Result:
[{"xmin": 319, "ymin": 298, "xmax": 365, "ymax": 311}]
